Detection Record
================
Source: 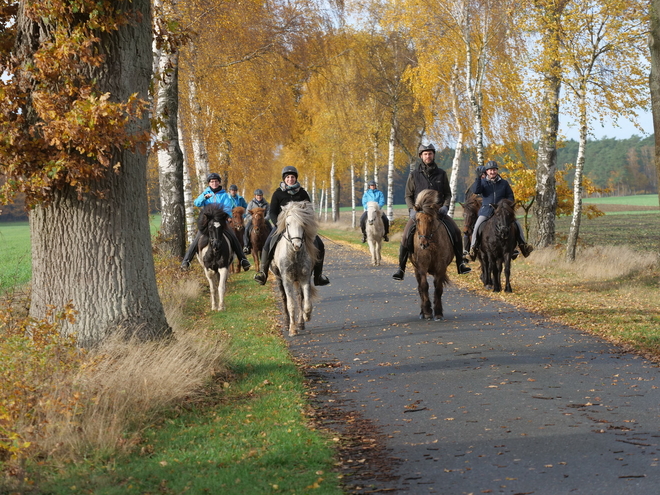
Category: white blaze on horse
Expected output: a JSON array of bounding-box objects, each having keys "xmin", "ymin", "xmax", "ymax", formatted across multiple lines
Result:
[
  {"xmin": 365, "ymin": 201, "xmax": 385, "ymax": 266},
  {"xmin": 271, "ymin": 201, "xmax": 318, "ymax": 337},
  {"xmin": 197, "ymin": 204, "xmax": 234, "ymax": 311}
]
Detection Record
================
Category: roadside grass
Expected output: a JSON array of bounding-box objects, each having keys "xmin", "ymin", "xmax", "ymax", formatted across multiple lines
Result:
[
  {"xmin": 320, "ymin": 210, "xmax": 660, "ymax": 360},
  {"xmin": 31, "ymin": 271, "xmax": 340, "ymax": 495},
  {"xmin": 0, "ymin": 221, "xmax": 31, "ymax": 293}
]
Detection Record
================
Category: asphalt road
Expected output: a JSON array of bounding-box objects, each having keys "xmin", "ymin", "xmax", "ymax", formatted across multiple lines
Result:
[{"xmin": 284, "ymin": 241, "xmax": 660, "ymax": 495}]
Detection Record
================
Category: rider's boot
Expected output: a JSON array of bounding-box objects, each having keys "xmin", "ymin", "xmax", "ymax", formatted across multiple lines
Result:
[
  {"xmin": 362, "ymin": 231, "xmax": 367, "ymax": 243},
  {"xmin": 392, "ymin": 244, "xmax": 408, "ymax": 281},
  {"xmin": 181, "ymin": 233, "xmax": 201, "ymax": 270},
  {"xmin": 313, "ymin": 258, "xmax": 330, "ymax": 286},
  {"xmin": 519, "ymin": 242, "xmax": 534, "ymax": 258},
  {"xmin": 462, "ymin": 233, "xmax": 471, "ymax": 260},
  {"xmin": 254, "ymin": 253, "xmax": 270, "ymax": 285}
]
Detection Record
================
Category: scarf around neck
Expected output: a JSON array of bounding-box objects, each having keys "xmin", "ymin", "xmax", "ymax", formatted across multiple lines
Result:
[{"xmin": 280, "ymin": 181, "xmax": 301, "ymax": 195}]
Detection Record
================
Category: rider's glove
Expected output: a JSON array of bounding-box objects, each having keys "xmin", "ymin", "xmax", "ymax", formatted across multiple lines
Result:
[
  {"xmin": 409, "ymin": 209, "xmax": 416, "ymax": 220},
  {"xmin": 439, "ymin": 206, "xmax": 448, "ymax": 217},
  {"xmin": 476, "ymin": 165, "xmax": 486, "ymax": 177}
]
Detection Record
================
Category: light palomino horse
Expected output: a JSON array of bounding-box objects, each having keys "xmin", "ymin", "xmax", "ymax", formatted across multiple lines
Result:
[
  {"xmin": 366, "ymin": 201, "xmax": 385, "ymax": 266},
  {"xmin": 271, "ymin": 201, "xmax": 318, "ymax": 336},
  {"xmin": 197, "ymin": 204, "xmax": 234, "ymax": 311},
  {"xmin": 411, "ymin": 189, "xmax": 454, "ymax": 321}
]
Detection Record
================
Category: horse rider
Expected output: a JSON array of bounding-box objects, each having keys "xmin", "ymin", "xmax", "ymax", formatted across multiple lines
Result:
[
  {"xmin": 228, "ymin": 184, "xmax": 248, "ymax": 210},
  {"xmin": 360, "ymin": 180, "xmax": 390, "ymax": 243},
  {"xmin": 180, "ymin": 173, "xmax": 252, "ymax": 271},
  {"xmin": 392, "ymin": 143, "xmax": 472, "ymax": 281},
  {"xmin": 468, "ymin": 160, "xmax": 534, "ymax": 261},
  {"xmin": 253, "ymin": 166, "xmax": 330, "ymax": 287},
  {"xmin": 462, "ymin": 165, "xmax": 486, "ymax": 258},
  {"xmin": 243, "ymin": 188, "xmax": 272, "ymax": 255}
]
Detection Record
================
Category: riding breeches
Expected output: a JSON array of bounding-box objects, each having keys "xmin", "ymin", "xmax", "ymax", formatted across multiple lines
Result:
[{"xmin": 472, "ymin": 216, "xmax": 527, "ymax": 247}]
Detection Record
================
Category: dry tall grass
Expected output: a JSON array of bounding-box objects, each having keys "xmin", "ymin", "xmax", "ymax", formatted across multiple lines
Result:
[
  {"xmin": 528, "ymin": 245, "xmax": 659, "ymax": 280},
  {"xmin": 2, "ymin": 270, "xmax": 228, "ymax": 471}
]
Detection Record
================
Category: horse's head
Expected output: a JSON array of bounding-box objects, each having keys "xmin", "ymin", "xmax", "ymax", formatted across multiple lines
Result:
[
  {"xmin": 493, "ymin": 199, "xmax": 516, "ymax": 237},
  {"xmin": 366, "ymin": 201, "xmax": 380, "ymax": 225},
  {"xmin": 199, "ymin": 205, "xmax": 229, "ymax": 250},
  {"xmin": 463, "ymin": 194, "xmax": 482, "ymax": 236},
  {"xmin": 277, "ymin": 201, "xmax": 318, "ymax": 254},
  {"xmin": 232, "ymin": 207, "xmax": 245, "ymax": 229},
  {"xmin": 251, "ymin": 207, "xmax": 265, "ymax": 233}
]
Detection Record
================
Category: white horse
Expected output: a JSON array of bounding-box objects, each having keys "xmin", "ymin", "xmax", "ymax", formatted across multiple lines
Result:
[
  {"xmin": 197, "ymin": 205, "xmax": 234, "ymax": 311},
  {"xmin": 271, "ymin": 201, "xmax": 318, "ymax": 336},
  {"xmin": 366, "ymin": 201, "xmax": 385, "ymax": 266}
]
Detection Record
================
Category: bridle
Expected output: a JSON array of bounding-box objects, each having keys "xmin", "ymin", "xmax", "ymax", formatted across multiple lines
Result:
[{"xmin": 283, "ymin": 220, "xmax": 304, "ymax": 246}]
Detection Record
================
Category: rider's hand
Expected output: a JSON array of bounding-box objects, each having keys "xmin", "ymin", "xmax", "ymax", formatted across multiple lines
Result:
[
  {"xmin": 439, "ymin": 206, "xmax": 448, "ymax": 216},
  {"xmin": 409, "ymin": 209, "xmax": 416, "ymax": 220},
  {"xmin": 476, "ymin": 165, "xmax": 486, "ymax": 177},
  {"xmin": 204, "ymin": 193, "xmax": 212, "ymax": 199}
]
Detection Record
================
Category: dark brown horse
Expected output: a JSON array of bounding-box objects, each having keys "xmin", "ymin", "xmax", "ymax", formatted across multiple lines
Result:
[
  {"xmin": 411, "ymin": 189, "xmax": 454, "ymax": 320},
  {"xmin": 231, "ymin": 206, "xmax": 245, "ymax": 273},
  {"xmin": 478, "ymin": 199, "xmax": 517, "ymax": 292},
  {"xmin": 462, "ymin": 193, "xmax": 482, "ymax": 249},
  {"xmin": 249, "ymin": 207, "xmax": 269, "ymax": 271}
]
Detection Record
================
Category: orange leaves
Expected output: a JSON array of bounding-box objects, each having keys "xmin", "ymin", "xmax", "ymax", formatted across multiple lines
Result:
[{"xmin": 0, "ymin": 1, "xmax": 150, "ymax": 207}]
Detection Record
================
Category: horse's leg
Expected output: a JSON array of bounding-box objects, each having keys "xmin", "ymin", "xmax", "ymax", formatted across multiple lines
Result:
[
  {"xmin": 301, "ymin": 280, "xmax": 313, "ymax": 323},
  {"xmin": 504, "ymin": 253, "xmax": 513, "ymax": 293},
  {"xmin": 295, "ymin": 282, "xmax": 305, "ymax": 333},
  {"xmin": 432, "ymin": 272, "xmax": 444, "ymax": 320},
  {"xmin": 375, "ymin": 239, "xmax": 382, "ymax": 266},
  {"xmin": 283, "ymin": 281, "xmax": 299, "ymax": 336},
  {"xmin": 492, "ymin": 257, "xmax": 502, "ymax": 292},
  {"xmin": 205, "ymin": 269, "xmax": 219, "ymax": 311},
  {"xmin": 217, "ymin": 267, "xmax": 229, "ymax": 311},
  {"xmin": 276, "ymin": 276, "xmax": 291, "ymax": 331},
  {"xmin": 415, "ymin": 271, "xmax": 432, "ymax": 320}
]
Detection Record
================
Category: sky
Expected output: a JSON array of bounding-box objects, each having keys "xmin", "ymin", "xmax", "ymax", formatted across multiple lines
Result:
[{"xmin": 559, "ymin": 111, "xmax": 654, "ymax": 141}]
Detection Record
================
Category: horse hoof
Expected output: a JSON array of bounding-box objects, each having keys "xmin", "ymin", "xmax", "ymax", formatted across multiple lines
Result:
[{"xmin": 289, "ymin": 329, "xmax": 297, "ymax": 337}]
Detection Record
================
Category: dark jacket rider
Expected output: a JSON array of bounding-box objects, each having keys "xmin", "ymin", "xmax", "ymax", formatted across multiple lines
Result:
[
  {"xmin": 392, "ymin": 144, "xmax": 472, "ymax": 281},
  {"xmin": 253, "ymin": 166, "xmax": 330, "ymax": 287}
]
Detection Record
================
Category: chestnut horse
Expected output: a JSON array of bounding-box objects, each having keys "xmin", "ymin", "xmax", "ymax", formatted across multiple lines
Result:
[
  {"xmin": 249, "ymin": 207, "xmax": 269, "ymax": 271},
  {"xmin": 231, "ymin": 206, "xmax": 245, "ymax": 273},
  {"xmin": 411, "ymin": 189, "xmax": 454, "ymax": 320}
]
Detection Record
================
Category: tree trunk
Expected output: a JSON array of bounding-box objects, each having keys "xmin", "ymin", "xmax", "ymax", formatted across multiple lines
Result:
[
  {"xmin": 386, "ymin": 121, "xmax": 396, "ymax": 221},
  {"xmin": 650, "ymin": 0, "xmax": 660, "ymax": 208},
  {"xmin": 566, "ymin": 96, "xmax": 587, "ymax": 262},
  {"xmin": 448, "ymin": 61, "xmax": 464, "ymax": 218},
  {"xmin": 331, "ymin": 155, "xmax": 337, "ymax": 222},
  {"xmin": 156, "ymin": 49, "xmax": 186, "ymax": 257},
  {"xmin": 351, "ymin": 161, "xmax": 356, "ymax": 229},
  {"xmin": 24, "ymin": 0, "xmax": 170, "ymax": 346},
  {"xmin": 363, "ymin": 153, "xmax": 369, "ymax": 193},
  {"xmin": 179, "ymin": 118, "xmax": 196, "ymax": 244},
  {"xmin": 185, "ymin": 67, "xmax": 210, "ymax": 192}
]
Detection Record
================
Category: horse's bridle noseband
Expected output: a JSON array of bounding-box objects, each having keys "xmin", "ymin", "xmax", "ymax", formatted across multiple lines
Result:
[{"xmin": 283, "ymin": 223, "xmax": 304, "ymax": 246}]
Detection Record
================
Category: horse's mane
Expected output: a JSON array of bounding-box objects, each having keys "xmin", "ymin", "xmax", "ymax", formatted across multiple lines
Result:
[
  {"xmin": 232, "ymin": 206, "xmax": 245, "ymax": 217},
  {"xmin": 463, "ymin": 194, "xmax": 482, "ymax": 232},
  {"xmin": 198, "ymin": 204, "xmax": 229, "ymax": 235},
  {"xmin": 494, "ymin": 198, "xmax": 516, "ymax": 222},
  {"xmin": 366, "ymin": 201, "xmax": 380, "ymax": 212},
  {"xmin": 276, "ymin": 201, "xmax": 319, "ymax": 260},
  {"xmin": 414, "ymin": 189, "xmax": 440, "ymax": 216}
]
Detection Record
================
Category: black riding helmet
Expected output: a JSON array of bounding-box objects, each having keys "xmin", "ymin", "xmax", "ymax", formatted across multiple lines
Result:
[
  {"xmin": 207, "ymin": 173, "xmax": 221, "ymax": 183},
  {"xmin": 282, "ymin": 166, "xmax": 298, "ymax": 180},
  {"xmin": 229, "ymin": 184, "xmax": 238, "ymax": 191},
  {"xmin": 367, "ymin": 180, "xmax": 377, "ymax": 187},
  {"xmin": 418, "ymin": 143, "xmax": 436, "ymax": 156},
  {"xmin": 485, "ymin": 160, "xmax": 499, "ymax": 170}
]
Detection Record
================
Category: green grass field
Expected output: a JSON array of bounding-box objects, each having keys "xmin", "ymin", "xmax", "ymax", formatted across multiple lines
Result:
[
  {"xmin": 582, "ymin": 193, "xmax": 659, "ymax": 206},
  {"xmin": 0, "ymin": 221, "xmax": 31, "ymax": 293}
]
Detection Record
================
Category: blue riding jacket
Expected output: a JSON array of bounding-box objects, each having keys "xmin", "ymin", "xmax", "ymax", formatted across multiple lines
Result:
[
  {"xmin": 228, "ymin": 194, "xmax": 248, "ymax": 210},
  {"xmin": 471, "ymin": 175, "xmax": 514, "ymax": 217},
  {"xmin": 362, "ymin": 188, "xmax": 385, "ymax": 210},
  {"xmin": 194, "ymin": 187, "xmax": 234, "ymax": 215}
]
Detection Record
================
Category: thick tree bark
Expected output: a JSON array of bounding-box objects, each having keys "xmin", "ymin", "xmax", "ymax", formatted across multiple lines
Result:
[
  {"xmin": 156, "ymin": 50, "xmax": 186, "ymax": 257},
  {"xmin": 651, "ymin": 0, "xmax": 660, "ymax": 208},
  {"xmin": 23, "ymin": 0, "xmax": 170, "ymax": 346}
]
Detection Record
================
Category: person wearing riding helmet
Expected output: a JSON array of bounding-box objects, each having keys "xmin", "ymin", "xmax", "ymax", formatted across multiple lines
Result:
[
  {"xmin": 228, "ymin": 184, "xmax": 248, "ymax": 210},
  {"xmin": 253, "ymin": 166, "xmax": 330, "ymax": 286},
  {"xmin": 468, "ymin": 160, "xmax": 534, "ymax": 260},
  {"xmin": 392, "ymin": 143, "xmax": 472, "ymax": 281},
  {"xmin": 243, "ymin": 188, "xmax": 272, "ymax": 254},
  {"xmin": 180, "ymin": 173, "xmax": 252, "ymax": 271},
  {"xmin": 360, "ymin": 180, "xmax": 390, "ymax": 243}
]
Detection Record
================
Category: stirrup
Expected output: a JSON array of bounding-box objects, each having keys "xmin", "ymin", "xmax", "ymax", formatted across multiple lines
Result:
[
  {"xmin": 180, "ymin": 260, "xmax": 191, "ymax": 271},
  {"xmin": 243, "ymin": 246, "xmax": 251, "ymax": 254},
  {"xmin": 458, "ymin": 263, "xmax": 472, "ymax": 275},
  {"xmin": 512, "ymin": 249, "xmax": 520, "ymax": 260},
  {"xmin": 468, "ymin": 248, "xmax": 477, "ymax": 261},
  {"xmin": 241, "ymin": 259, "xmax": 251, "ymax": 271}
]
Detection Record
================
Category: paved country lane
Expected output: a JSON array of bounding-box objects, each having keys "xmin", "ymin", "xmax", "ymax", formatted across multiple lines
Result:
[{"xmin": 284, "ymin": 240, "xmax": 660, "ymax": 494}]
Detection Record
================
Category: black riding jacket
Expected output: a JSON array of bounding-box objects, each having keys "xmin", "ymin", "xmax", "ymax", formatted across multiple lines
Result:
[
  {"xmin": 404, "ymin": 161, "xmax": 451, "ymax": 209},
  {"xmin": 268, "ymin": 186, "xmax": 311, "ymax": 225}
]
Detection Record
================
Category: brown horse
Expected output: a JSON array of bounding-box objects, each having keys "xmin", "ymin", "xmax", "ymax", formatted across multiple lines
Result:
[
  {"xmin": 478, "ymin": 199, "xmax": 517, "ymax": 292},
  {"xmin": 411, "ymin": 189, "xmax": 454, "ymax": 320},
  {"xmin": 249, "ymin": 207, "xmax": 269, "ymax": 271},
  {"xmin": 231, "ymin": 207, "xmax": 245, "ymax": 273},
  {"xmin": 462, "ymin": 193, "xmax": 482, "ymax": 249}
]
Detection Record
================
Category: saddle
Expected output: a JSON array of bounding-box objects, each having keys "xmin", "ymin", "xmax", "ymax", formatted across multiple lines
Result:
[{"xmin": 408, "ymin": 217, "xmax": 455, "ymax": 251}]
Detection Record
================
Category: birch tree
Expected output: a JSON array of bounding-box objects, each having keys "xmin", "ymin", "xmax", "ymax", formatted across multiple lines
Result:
[{"xmin": 649, "ymin": 0, "xmax": 660, "ymax": 208}]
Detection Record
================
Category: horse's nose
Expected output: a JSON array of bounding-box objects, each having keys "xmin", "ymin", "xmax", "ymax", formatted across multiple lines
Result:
[{"xmin": 292, "ymin": 240, "xmax": 303, "ymax": 251}]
